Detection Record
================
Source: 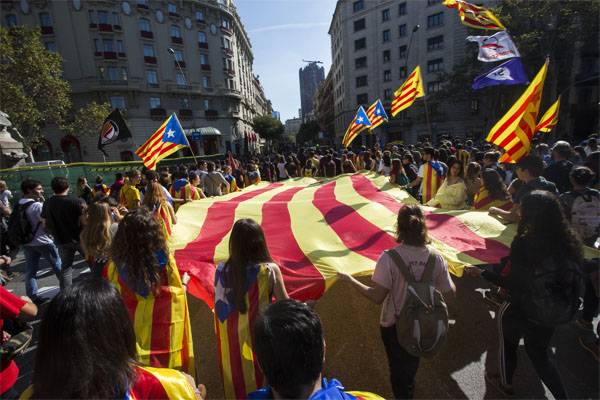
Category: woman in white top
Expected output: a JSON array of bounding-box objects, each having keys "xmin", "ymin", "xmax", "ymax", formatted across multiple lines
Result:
[
  {"xmin": 425, "ymin": 160, "xmax": 468, "ymax": 210},
  {"xmin": 338, "ymin": 204, "xmax": 455, "ymax": 399},
  {"xmin": 276, "ymin": 155, "xmax": 289, "ymax": 181}
]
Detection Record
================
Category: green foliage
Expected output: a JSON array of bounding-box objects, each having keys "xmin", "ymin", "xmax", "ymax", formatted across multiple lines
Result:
[
  {"xmin": 0, "ymin": 26, "xmax": 71, "ymax": 146},
  {"xmin": 252, "ymin": 115, "xmax": 284, "ymax": 140},
  {"xmin": 65, "ymin": 101, "xmax": 112, "ymax": 137},
  {"xmin": 296, "ymin": 120, "xmax": 320, "ymax": 144}
]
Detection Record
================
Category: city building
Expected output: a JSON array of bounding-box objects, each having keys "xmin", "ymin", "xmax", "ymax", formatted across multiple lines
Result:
[
  {"xmin": 271, "ymin": 110, "xmax": 281, "ymax": 121},
  {"xmin": 299, "ymin": 61, "xmax": 325, "ymax": 122},
  {"xmin": 284, "ymin": 117, "xmax": 302, "ymax": 143},
  {"xmin": 1, "ymin": 0, "xmax": 271, "ymax": 162},
  {"xmin": 314, "ymin": 69, "xmax": 335, "ymax": 143}
]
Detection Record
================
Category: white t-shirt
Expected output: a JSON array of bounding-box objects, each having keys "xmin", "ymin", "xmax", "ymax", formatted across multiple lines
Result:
[
  {"xmin": 0, "ymin": 190, "xmax": 12, "ymax": 208},
  {"xmin": 18, "ymin": 198, "xmax": 54, "ymax": 246},
  {"xmin": 277, "ymin": 163, "xmax": 287, "ymax": 178},
  {"xmin": 371, "ymin": 244, "xmax": 454, "ymax": 327}
]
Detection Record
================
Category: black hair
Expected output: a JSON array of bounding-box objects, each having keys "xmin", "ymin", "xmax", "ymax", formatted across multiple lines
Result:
[
  {"xmin": 207, "ymin": 162, "xmax": 216, "ymax": 172},
  {"xmin": 515, "ymin": 154, "xmax": 544, "ymax": 177},
  {"xmin": 423, "ymin": 147, "xmax": 435, "ymax": 157},
  {"xmin": 570, "ymin": 166, "xmax": 595, "ymax": 187},
  {"xmin": 21, "ymin": 178, "xmax": 42, "ymax": 194},
  {"xmin": 482, "ymin": 169, "xmax": 510, "ymax": 201},
  {"xmin": 50, "ymin": 176, "xmax": 69, "ymax": 193},
  {"xmin": 254, "ymin": 300, "xmax": 324, "ymax": 399},
  {"xmin": 144, "ymin": 170, "xmax": 159, "ymax": 182},
  {"xmin": 32, "ymin": 279, "xmax": 136, "ymax": 399},
  {"xmin": 115, "ymin": 172, "xmax": 123, "ymax": 180}
]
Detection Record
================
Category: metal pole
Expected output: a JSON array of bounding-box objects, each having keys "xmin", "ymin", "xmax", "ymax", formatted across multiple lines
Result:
[
  {"xmin": 404, "ymin": 24, "xmax": 421, "ymax": 72},
  {"xmin": 422, "ymin": 96, "xmax": 434, "ymax": 144}
]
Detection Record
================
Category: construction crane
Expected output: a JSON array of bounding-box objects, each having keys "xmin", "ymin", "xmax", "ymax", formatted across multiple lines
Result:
[{"xmin": 302, "ymin": 60, "xmax": 323, "ymax": 64}]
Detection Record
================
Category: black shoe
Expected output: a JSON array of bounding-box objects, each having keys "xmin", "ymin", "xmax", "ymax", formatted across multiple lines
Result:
[
  {"xmin": 31, "ymin": 295, "xmax": 47, "ymax": 306},
  {"xmin": 485, "ymin": 372, "xmax": 515, "ymax": 397}
]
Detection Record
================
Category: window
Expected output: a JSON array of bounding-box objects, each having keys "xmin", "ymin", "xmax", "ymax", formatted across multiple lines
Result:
[
  {"xmin": 382, "ymin": 29, "xmax": 390, "ymax": 43},
  {"xmin": 384, "ymin": 88, "xmax": 392, "ymax": 101},
  {"xmin": 383, "ymin": 49, "xmax": 391, "ymax": 63},
  {"xmin": 137, "ymin": 0, "xmax": 149, "ymax": 6},
  {"xmin": 88, "ymin": 10, "xmax": 96, "ymax": 24},
  {"xmin": 110, "ymin": 96, "xmax": 126, "ymax": 109},
  {"xmin": 39, "ymin": 12, "xmax": 52, "ymax": 27},
  {"xmin": 168, "ymin": 2, "xmax": 177, "ymax": 14},
  {"xmin": 399, "ymin": 66, "xmax": 407, "ymax": 79},
  {"xmin": 102, "ymin": 39, "xmax": 114, "ymax": 52},
  {"xmin": 106, "ymin": 67, "xmax": 127, "ymax": 81},
  {"xmin": 383, "ymin": 70, "xmax": 391, "ymax": 82},
  {"xmin": 356, "ymin": 93, "xmax": 368, "ymax": 105},
  {"xmin": 427, "ymin": 58, "xmax": 444, "ymax": 73},
  {"xmin": 180, "ymin": 98, "xmax": 190, "ymax": 109},
  {"xmin": 471, "ymin": 99, "xmax": 479, "ymax": 113},
  {"xmin": 198, "ymin": 31, "xmax": 207, "ymax": 43},
  {"xmin": 176, "ymin": 72, "xmax": 186, "ymax": 86},
  {"xmin": 222, "ymin": 37, "xmax": 231, "ymax": 49},
  {"xmin": 355, "ymin": 56, "xmax": 367, "ymax": 69},
  {"xmin": 170, "ymin": 25, "xmax": 181, "ymax": 38},
  {"xmin": 139, "ymin": 18, "xmax": 151, "ymax": 32},
  {"xmin": 200, "ymin": 53, "xmax": 208, "ymax": 65},
  {"xmin": 143, "ymin": 44, "xmax": 155, "ymax": 57},
  {"xmin": 225, "ymin": 78, "xmax": 235, "ymax": 90},
  {"xmin": 174, "ymin": 50, "xmax": 184, "ymax": 62},
  {"xmin": 427, "ymin": 12, "xmax": 444, "ymax": 28},
  {"xmin": 5, "ymin": 14, "xmax": 17, "ymax": 27},
  {"xmin": 427, "ymin": 35, "xmax": 444, "ymax": 51},
  {"xmin": 196, "ymin": 10, "xmax": 205, "ymax": 22},
  {"xmin": 112, "ymin": 12, "xmax": 120, "ymax": 26},
  {"xmin": 94, "ymin": 39, "xmax": 101, "ymax": 52},
  {"xmin": 202, "ymin": 76, "xmax": 211, "ymax": 88},
  {"xmin": 44, "ymin": 42, "xmax": 57, "ymax": 52},
  {"xmin": 147, "ymin": 70, "xmax": 158, "ymax": 85},
  {"xmin": 149, "ymin": 97, "xmax": 161, "ymax": 109},
  {"xmin": 116, "ymin": 40, "xmax": 124, "ymax": 53},
  {"xmin": 398, "ymin": 24, "xmax": 407, "ymax": 37},
  {"xmin": 353, "ymin": 0, "xmax": 364, "ymax": 12},
  {"xmin": 382, "ymin": 9, "xmax": 390, "ymax": 22},
  {"xmin": 356, "ymin": 75, "xmax": 368, "ymax": 87},
  {"xmin": 97, "ymin": 10, "xmax": 108, "ymax": 24},
  {"xmin": 221, "ymin": 17, "xmax": 231, "ymax": 30},
  {"xmin": 353, "ymin": 18, "xmax": 365, "ymax": 32},
  {"xmin": 354, "ymin": 37, "xmax": 366, "ymax": 51},
  {"xmin": 398, "ymin": 2, "xmax": 407, "ymax": 16},
  {"xmin": 203, "ymin": 99, "xmax": 211, "ymax": 110},
  {"xmin": 427, "ymin": 81, "xmax": 442, "ymax": 93},
  {"xmin": 398, "ymin": 45, "xmax": 407, "ymax": 59}
]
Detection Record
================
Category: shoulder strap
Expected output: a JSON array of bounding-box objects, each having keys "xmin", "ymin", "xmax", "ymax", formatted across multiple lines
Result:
[
  {"xmin": 421, "ymin": 251, "xmax": 437, "ymax": 283},
  {"xmin": 386, "ymin": 249, "xmax": 416, "ymax": 282}
]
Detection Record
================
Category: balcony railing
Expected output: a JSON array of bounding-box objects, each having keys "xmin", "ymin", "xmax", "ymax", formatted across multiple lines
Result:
[
  {"xmin": 224, "ymin": 68, "xmax": 235, "ymax": 77},
  {"xmin": 118, "ymin": 52, "xmax": 126, "ymax": 58},
  {"xmin": 222, "ymin": 47, "xmax": 233, "ymax": 56},
  {"xmin": 205, "ymin": 109, "xmax": 219, "ymax": 119},
  {"xmin": 179, "ymin": 109, "xmax": 193, "ymax": 118},
  {"xmin": 137, "ymin": 3, "xmax": 149, "ymax": 9},
  {"xmin": 98, "ymin": 23, "xmax": 113, "ymax": 32},
  {"xmin": 98, "ymin": 79, "xmax": 129, "ymax": 86},
  {"xmin": 103, "ymin": 51, "xmax": 117, "ymax": 59},
  {"xmin": 220, "ymin": 26, "xmax": 233, "ymax": 35},
  {"xmin": 144, "ymin": 56, "xmax": 157, "ymax": 64},
  {"xmin": 140, "ymin": 30, "xmax": 154, "ymax": 39},
  {"xmin": 150, "ymin": 108, "xmax": 167, "ymax": 118},
  {"xmin": 198, "ymin": 42, "xmax": 208, "ymax": 49},
  {"xmin": 171, "ymin": 36, "xmax": 183, "ymax": 44},
  {"xmin": 201, "ymin": 64, "xmax": 211, "ymax": 71},
  {"xmin": 41, "ymin": 26, "xmax": 54, "ymax": 35}
]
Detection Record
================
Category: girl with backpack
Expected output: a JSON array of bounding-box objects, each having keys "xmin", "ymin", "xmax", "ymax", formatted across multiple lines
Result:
[
  {"xmin": 469, "ymin": 190, "xmax": 583, "ymax": 398},
  {"xmin": 337, "ymin": 205, "xmax": 455, "ymax": 399}
]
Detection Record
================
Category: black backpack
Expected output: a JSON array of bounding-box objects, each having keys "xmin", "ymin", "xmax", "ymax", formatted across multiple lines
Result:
[
  {"xmin": 6, "ymin": 200, "xmax": 40, "ymax": 246},
  {"xmin": 521, "ymin": 258, "xmax": 584, "ymax": 327}
]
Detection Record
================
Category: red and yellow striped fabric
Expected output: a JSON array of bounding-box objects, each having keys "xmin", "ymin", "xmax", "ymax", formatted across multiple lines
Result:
[
  {"xmin": 347, "ymin": 391, "xmax": 386, "ymax": 400},
  {"xmin": 391, "ymin": 66, "xmax": 424, "ymax": 117},
  {"xmin": 443, "ymin": 0, "xmax": 505, "ymax": 30},
  {"xmin": 421, "ymin": 163, "xmax": 442, "ymax": 204},
  {"xmin": 457, "ymin": 149, "xmax": 470, "ymax": 171},
  {"xmin": 214, "ymin": 263, "xmax": 272, "ymax": 399},
  {"xmin": 472, "ymin": 187, "xmax": 512, "ymax": 211},
  {"xmin": 535, "ymin": 96, "xmax": 560, "ymax": 133},
  {"xmin": 155, "ymin": 202, "xmax": 174, "ymax": 238},
  {"xmin": 103, "ymin": 255, "xmax": 195, "ymax": 376},
  {"xmin": 170, "ymin": 184, "xmax": 201, "ymax": 202}
]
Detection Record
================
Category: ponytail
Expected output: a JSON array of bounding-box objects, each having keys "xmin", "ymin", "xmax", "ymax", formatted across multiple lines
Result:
[{"xmin": 396, "ymin": 205, "xmax": 429, "ymax": 247}]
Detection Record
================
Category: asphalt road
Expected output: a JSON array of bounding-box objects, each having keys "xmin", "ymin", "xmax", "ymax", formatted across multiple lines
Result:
[{"xmin": 3, "ymin": 252, "xmax": 599, "ymax": 399}]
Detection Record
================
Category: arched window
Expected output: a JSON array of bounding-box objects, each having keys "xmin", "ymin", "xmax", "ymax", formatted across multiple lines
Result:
[
  {"xmin": 60, "ymin": 135, "xmax": 82, "ymax": 163},
  {"xmin": 32, "ymin": 138, "xmax": 53, "ymax": 161}
]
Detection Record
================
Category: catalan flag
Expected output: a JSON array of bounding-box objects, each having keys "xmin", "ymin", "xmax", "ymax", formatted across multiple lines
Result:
[
  {"xmin": 341, "ymin": 106, "xmax": 372, "ymax": 148},
  {"xmin": 103, "ymin": 251, "xmax": 195, "ymax": 376},
  {"xmin": 366, "ymin": 99, "xmax": 389, "ymax": 131},
  {"xmin": 486, "ymin": 59, "xmax": 549, "ymax": 163},
  {"xmin": 535, "ymin": 96, "xmax": 561, "ymax": 133},
  {"xmin": 443, "ymin": 0, "xmax": 505, "ymax": 30},
  {"xmin": 421, "ymin": 162, "xmax": 443, "ymax": 204},
  {"xmin": 472, "ymin": 187, "xmax": 512, "ymax": 211},
  {"xmin": 155, "ymin": 202, "xmax": 175, "ymax": 239},
  {"xmin": 391, "ymin": 66, "xmax": 424, "ymax": 117},
  {"xmin": 136, "ymin": 113, "xmax": 188, "ymax": 170}
]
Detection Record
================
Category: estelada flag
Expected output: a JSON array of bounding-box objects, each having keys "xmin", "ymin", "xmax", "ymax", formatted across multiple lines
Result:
[
  {"xmin": 136, "ymin": 113, "xmax": 188, "ymax": 170},
  {"xmin": 341, "ymin": 106, "xmax": 372, "ymax": 148},
  {"xmin": 366, "ymin": 99, "xmax": 389, "ymax": 131},
  {"xmin": 98, "ymin": 109, "xmax": 132, "ymax": 157},
  {"xmin": 535, "ymin": 96, "xmax": 561, "ymax": 133}
]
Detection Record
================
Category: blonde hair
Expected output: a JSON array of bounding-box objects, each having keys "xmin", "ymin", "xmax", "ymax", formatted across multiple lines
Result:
[
  {"xmin": 142, "ymin": 182, "xmax": 166, "ymax": 209},
  {"xmin": 0, "ymin": 180, "xmax": 6, "ymax": 190},
  {"xmin": 80, "ymin": 202, "xmax": 113, "ymax": 259}
]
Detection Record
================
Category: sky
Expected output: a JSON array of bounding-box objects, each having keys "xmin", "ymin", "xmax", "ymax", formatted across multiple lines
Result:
[{"xmin": 235, "ymin": 0, "xmax": 337, "ymax": 122}]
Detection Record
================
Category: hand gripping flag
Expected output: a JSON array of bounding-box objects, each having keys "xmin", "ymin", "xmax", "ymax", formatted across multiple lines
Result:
[
  {"xmin": 367, "ymin": 99, "xmax": 389, "ymax": 131},
  {"xmin": 136, "ymin": 113, "xmax": 188, "ymax": 170},
  {"xmin": 443, "ymin": 0, "xmax": 505, "ymax": 30},
  {"xmin": 486, "ymin": 59, "xmax": 549, "ymax": 163},
  {"xmin": 98, "ymin": 109, "xmax": 132, "ymax": 157},
  {"xmin": 535, "ymin": 96, "xmax": 561, "ymax": 133},
  {"xmin": 467, "ymin": 31, "xmax": 521, "ymax": 62},
  {"xmin": 341, "ymin": 106, "xmax": 372, "ymax": 148},
  {"xmin": 472, "ymin": 58, "xmax": 528, "ymax": 90},
  {"xmin": 391, "ymin": 66, "xmax": 424, "ymax": 117}
]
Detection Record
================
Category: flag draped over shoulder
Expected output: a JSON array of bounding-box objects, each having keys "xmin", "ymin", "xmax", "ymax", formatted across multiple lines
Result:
[
  {"xmin": 486, "ymin": 59, "xmax": 549, "ymax": 163},
  {"xmin": 536, "ymin": 96, "xmax": 561, "ymax": 133},
  {"xmin": 366, "ymin": 99, "xmax": 389, "ymax": 131},
  {"xmin": 341, "ymin": 106, "xmax": 372, "ymax": 148},
  {"xmin": 136, "ymin": 113, "xmax": 188, "ymax": 170},
  {"xmin": 444, "ymin": 0, "xmax": 505, "ymax": 30},
  {"xmin": 98, "ymin": 109, "xmax": 132, "ymax": 157},
  {"xmin": 169, "ymin": 173, "xmax": 556, "ymax": 309},
  {"xmin": 391, "ymin": 66, "xmax": 424, "ymax": 117}
]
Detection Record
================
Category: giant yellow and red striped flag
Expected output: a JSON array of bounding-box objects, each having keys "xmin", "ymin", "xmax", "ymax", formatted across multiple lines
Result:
[
  {"xmin": 443, "ymin": 0, "xmax": 505, "ymax": 30},
  {"xmin": 486, "ymin": 59, "xmax": 549, "ymax": 163},
  {"xmin": 391, "ymin": 66, "xmax": 424, "ymax": 117},
  {"xmin": 103, "ymin": 252, "xmax": 195, "ymax": 376},
  {"xmin": 366, "ymin": 99, "xmax": 389, "ymax": 131},
  {"xmin": 136, "ymin": 113, "xmax": 188, "ymax": 170},
  {"xmin": 341, "ymin": 106, "xmax": 372, "ymax": 148},
  {"xmin": 535, "ymin": 96, "xmax": 561, "ymax": 133}
]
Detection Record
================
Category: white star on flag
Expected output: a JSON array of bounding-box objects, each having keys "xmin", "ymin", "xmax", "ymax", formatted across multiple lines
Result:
[
  {"xmin": 357, "ymin": 116, "xmax": 364, "ymax": 123},
  {"xmin": 166, "ymin": 129, "xmax": 175, "ymax": 138}
]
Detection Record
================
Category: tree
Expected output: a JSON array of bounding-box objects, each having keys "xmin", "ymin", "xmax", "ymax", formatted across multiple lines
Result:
[
  {"xmin": 296, "ymin": 120, "xmax": 320, "ymax": 144},
  {"xmin": 252, "ymin": 115, "xmax": 284, "ymax": 141},
  {"xmin": 0, "ymin": 26, "xmax": 71, "ymax": 149},
  {"xmin": 65, "ymin": 101, "xmax": 112, "ymax": 137}
]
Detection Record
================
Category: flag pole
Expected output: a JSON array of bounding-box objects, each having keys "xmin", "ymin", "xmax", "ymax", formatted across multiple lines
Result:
[{"xmin": 422, "ymin": 95, "xmax": 434, "ymax": 144}]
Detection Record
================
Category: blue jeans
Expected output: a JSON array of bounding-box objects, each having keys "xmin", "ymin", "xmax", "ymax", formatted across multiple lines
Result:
[
  {"xmin": 57, "ymin": 242, "xmax": 85, "ymax": 288},
  {"xmin": 23, "ymin": 243, "xmax": 62, "ymax": 298}
]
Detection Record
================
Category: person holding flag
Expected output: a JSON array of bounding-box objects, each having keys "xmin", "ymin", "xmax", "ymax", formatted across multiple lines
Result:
[
  {"xmin": 136, "ymin": 113, "xmax": 190, "ymax": 170},
  {"xmin": 402, "ymin": 148, "xmax": 444, "ymax": 204}
]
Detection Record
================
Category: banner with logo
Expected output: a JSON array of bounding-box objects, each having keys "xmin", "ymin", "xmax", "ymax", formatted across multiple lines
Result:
[
  {"xmin": 466, "ymin": 31, "xmax": 521, "ymax": 62},
  {"xmin": 98, "ymin": 109, "xmax": 133, "ymax": 157}
]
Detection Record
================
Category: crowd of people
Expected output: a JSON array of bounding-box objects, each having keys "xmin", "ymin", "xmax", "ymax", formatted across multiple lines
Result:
[{"xmin": 0, "ymin": 132, "xmax": 598, "ymax": 399}]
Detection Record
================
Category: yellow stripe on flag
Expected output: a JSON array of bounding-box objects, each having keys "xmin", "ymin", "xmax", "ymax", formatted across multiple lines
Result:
[{"xmin": 536, "ymin": 96, "xmax": 560, "ymax": 133}]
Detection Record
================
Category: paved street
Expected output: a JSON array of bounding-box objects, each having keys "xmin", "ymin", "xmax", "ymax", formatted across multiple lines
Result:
[{"xmin": 4, "ymin": 252, "xmax": 599, "ymax": 399}]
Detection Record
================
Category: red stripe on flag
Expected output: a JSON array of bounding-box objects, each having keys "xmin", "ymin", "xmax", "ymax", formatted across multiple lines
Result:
[
  {"xmin": 312, "ymin": 181, "xmax": 397, "ymax": 261},
  {"xmin": 349, "ymin": 175, "xmax": 510, "ymax": 264},
  {"xmin": 174, "ymin": 184, "xmax": 284, "ymax": 306},
  {"xmin": 247, "ymin": 282, "xmax": 263, "ymax": 388},
  {"xmin": 261, "ymin": 187, "xmax": 326, "ymax": 301},
  {"xmin": 145, "ymin": 143, "xmax": 179, "ymax": 169},
  {"xmin": 137, "ymin": 126, "xmax": 167, "ymax": 156},
  {"xmin": 488, "ymin": 82, "xmax": 542, "ymax": 143},
  {"xmin": 150, "ymin": 269, "xmax": 173, "ymax": 368},
  {"xmin": 130, "ymin": 366, "xmax": 171, "ymax": 399},
  {"xmin": 226, "ymin": 312, "xmax": 246, "ymax": 399}
]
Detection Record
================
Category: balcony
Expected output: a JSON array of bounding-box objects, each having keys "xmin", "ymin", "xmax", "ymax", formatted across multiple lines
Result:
[
  {"xmin": 201, "ymin": 64, "xmax": 211, "ymax": 71},
  {"xmin": 198, "ymin": 42, "xmax": 208, "ymax": 49},
  {"xmin": 169, "ymin": 11, "xmax": 179, "ymax": 17},
  {"xmin": 118, "ymin": 52, "xmax": 126, "ymax": 58},
  {"xmin": 89, "ymin": 23, "xmax": 97, "ymax": 29},
  {"xmin": 205, "ymin": 109, "xmax": 219, "ymax": 119},
  {"xmin": 94, "ymin": 51, "xmax": 102, "ymax": 57},
  {"xmin": 150, "ymin": 108, "xmax": 167, "ymax": 118},
  {"xmin": 220, "ymin": 26, "xmax": 233, "ymax": 35},
  {"xmin": 179, "ymin": 108, "xmax": 193, "ymax": 119},
  {"xmin": 196, "ymin": 19, "xmax": 206, "ymax": 26},
  {"xmin": 98, "ymin": 79, "xmax": 129, "ymax": 87},
  {"xmin": 167, "ymin": 83, "xmax": 202, "ymax": 93},
  {"xmin": 222, "ymin": 88, "xmax": 241, "ymax": 99},
  {"xmin": 144, "ymin": 56, "xmax": 157, "ymax": 64},
  {"xmin": 175, "ymin": 60, "xmax": 186, "ymax": 68},
  {"xmin": 171, "ymin": 36, "xmax": 183, "ymax": 44},
  {"xmin": 140, "ymin": 30, "xmax": 154, "ymax": 39},
  {"xmin": 113, "ymin": 24, "xmax": 122, "ymax": 31},
  {"xmin": 137, "ymin": 3, "xmax": 149, "ymax": 9},
  {"xmin": 222, "ymin": 47, "xmax": 233, "ymax": 56},
  {"xmin": 98, "ymin": 23, "xmax": 113, "ymax": 32},
  {"xmin": 224, "ymin": 68, "xmax": 235, "ymax": 77},
  {"xmin": 103, "ymin": 51, "xmax": 117, "ymax": 59},
  {"xmin": 41, "ymin": 26, "xmax": 54, "ymax": 35}
]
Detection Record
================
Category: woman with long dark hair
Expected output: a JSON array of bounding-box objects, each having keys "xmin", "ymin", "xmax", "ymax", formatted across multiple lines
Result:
[
  {"xmin": 472, "ymin": 169, "xmax": 512, "ymax": 211},
  {"xmin": 80, "ymin": 202, "xmax": 118, "ymax": 276},
  {"xmin": 425, "ymin": 160, "xmax": 467, "ymax": 209},
  {"xmin": 471, "ymin": 191, "xmax": 583, "ymax": 398},
  {"xmin": 214, "ymin": 218, "xmax": 288, "ymax": 399},
  {"xmin": 105, "ymin": 208, "xmax": 195, "ymax": 375},
  {"xmin": 25, "ymin": 279, "xmax": 202, "ymax": 399}
]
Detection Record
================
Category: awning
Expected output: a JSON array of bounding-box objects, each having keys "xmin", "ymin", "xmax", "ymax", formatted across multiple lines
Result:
[{"xmin": 185, "ymin": 127, "xmax": 222, "ymax": 136}]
